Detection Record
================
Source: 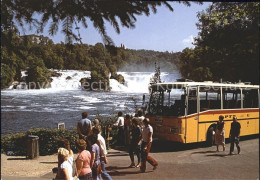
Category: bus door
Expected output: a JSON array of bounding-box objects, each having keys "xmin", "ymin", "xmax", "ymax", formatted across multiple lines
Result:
[{"xmin": 185, "ymin": 86, "xmax": 199, "ymax": 143}]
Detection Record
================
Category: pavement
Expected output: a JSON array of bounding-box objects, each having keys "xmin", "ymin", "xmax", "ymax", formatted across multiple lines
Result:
[{"xmin": 1, "ymin": 137, "xmax": 259, "ymax": 180}]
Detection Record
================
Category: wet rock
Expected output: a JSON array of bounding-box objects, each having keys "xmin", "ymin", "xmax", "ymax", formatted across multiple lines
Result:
[
  {"xmin": 66, "ymin": 76, "xmax": 72, "ymax": 80},
  {"xmin": 50, "ymin": 71, "xmax": 62, "ymax": 77},
  {"xmin": 110, "ymin": 73, "xmax": 125, "ymax": 84},
  {"xmin": 11, "ymin": 81, "xmax": 19, "ymax": 89}
]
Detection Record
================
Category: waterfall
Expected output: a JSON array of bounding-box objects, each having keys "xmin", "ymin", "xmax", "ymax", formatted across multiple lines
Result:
[
  {"xmin": 8, "ymin": 70, "xmax": 90, "ymax": 91},
  {"xmin": 8, "ymin": 70, "xmax": 181, "ymax": 92},
  {"xmin": 110, "ymin": 72, "xmax": 182, "ymax": 93},
  {"xmin": 50, "ymin": 70, "xmax": 90, "ymax": 90}
]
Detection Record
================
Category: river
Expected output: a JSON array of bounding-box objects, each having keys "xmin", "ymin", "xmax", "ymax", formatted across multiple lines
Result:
[{"xmin": 1, "ymin": 71, "xmax": 181, "ymax": 135}]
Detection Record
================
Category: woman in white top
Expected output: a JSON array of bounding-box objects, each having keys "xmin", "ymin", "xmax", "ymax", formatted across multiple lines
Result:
[{"xmin": 56, "ymin": 146, "xmax": 74, "ymax": 180}]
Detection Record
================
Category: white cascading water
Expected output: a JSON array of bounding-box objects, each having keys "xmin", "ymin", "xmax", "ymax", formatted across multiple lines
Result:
[
  {"xmin": 109, "ymin": 72, "xmax": 181, "ymax": 93},
  {"xmin": 9, "ymin": 70, "xmax": 181, "ymax": 93},
  {"xmin": 9, "ymin": 70, "xmax": 90, "ymax": 91},
  {"xmin": 110, "ymin": 72, "xmax": 154, "ymax": 93},
  {"xmin": 50, "ymin": 70, "xmax": 90, "ymax": 90}
]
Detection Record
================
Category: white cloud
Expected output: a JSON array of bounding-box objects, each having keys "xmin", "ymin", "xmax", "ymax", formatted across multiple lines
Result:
[{"xmin": 182, "ymin": 35, "xmax": 195, "ymax": 48}]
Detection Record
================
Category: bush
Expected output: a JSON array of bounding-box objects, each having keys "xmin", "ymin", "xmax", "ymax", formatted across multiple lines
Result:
[
  {"xmin": 27, "ymin": 128, "xmax": 79, "ymax": 155},
  {"xmin": 1, "ymin": 132, "xmax": 27, "ymax": 155},
  {"xmin": 1, "ymin": 109, "xmax": 135, "ymax": 155},
  {"xmin": 1, "ymin": 128, "xmax": 79, "ymax": 156}
]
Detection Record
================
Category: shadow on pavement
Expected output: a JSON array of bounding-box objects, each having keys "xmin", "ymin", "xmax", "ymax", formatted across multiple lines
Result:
[
  {"xmin": 151, "ymin": 135, "xmax": 259, "ymax": 153},
  {"xmin": 191, "ymin": 150, "xmax": 216, "ymax": 154},
  {"xmin": 108, "ymin": 170, "xmax": 152, "ymax": 176},
  {"xmin": 107, "ymin": 151, "xmax": 129, "ymax": 157},
  {"xmin": 106, "ymin": 166, "xmax": 131, "ymax": 170},
  {"xmin": 109, "ymin": 135, "xmax": 259, "ymax": 154},
  {"xmin": 151, "ymin": 141, "xmax": 205, "ymax": 153},
  {"xmin": 206, "ymin": 154, "xmax": 229, "ymax": 157},
  {"xmin": 7, "ymin": 157, "xmax": 28, "ymax": 160}
]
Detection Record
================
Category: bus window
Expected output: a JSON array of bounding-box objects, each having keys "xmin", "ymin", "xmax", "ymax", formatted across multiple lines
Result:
[
  {"xmin": 208, "ymin": 92, "xmax": 221, "ymax": 109},
  {"xmin": 200, "ymin": 91, "xmax": 209, "ymax": 111},
  {"xmin": 188, "ymin": 89, "xmax": 197, "ymax": 115},
  {"xmin": 230, "ymin": 92, "xmax": 241, "ymax": 109},
  {"xmin": 244, "ymin": 89, "xmax": 258, "ymax": 108},
  {"xmin": 162, "ymin": 89, "xmax": 186, "ymax": 116},
  {"xmin": 223, "ymin": 92, "xmax": 234, "ymax": 109}
]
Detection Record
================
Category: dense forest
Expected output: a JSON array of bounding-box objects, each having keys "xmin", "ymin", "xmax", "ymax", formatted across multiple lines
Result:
[
  {"xmin": 1, "ymin": 31, "xmax": 180, "ymax": 89},
  {"xmin": 176, "ymin": 2, "xmax": 259, "ymax": 84}
]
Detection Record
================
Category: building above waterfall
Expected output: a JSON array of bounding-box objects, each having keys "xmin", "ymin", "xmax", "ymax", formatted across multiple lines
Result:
[{"xmin": 20, "ymin": 34, "xmax": 53, "ymax": 44}]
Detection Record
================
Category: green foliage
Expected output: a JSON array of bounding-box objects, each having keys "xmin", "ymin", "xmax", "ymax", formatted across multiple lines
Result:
[
  {"xmin": 109, "ymin": 65, "xmax": 117, "ymax": 74},
  {"xmin": 27, "ymin": 128, "xmax": 79, "ymax": 155},
  {"xmin": 1, "ymin": 31, "xmax": 181, "ymax": 89},
  {"xmin": 26, "ymin": 57, "xmax": 51, "ymax": 89},
  {"xmin": 179, "ymin": 2, "xmax": 259, "ymax": 84},
  {"xmin": 1, "ymin": 128, "xmax": 79, "ymax": 156},
  {"xmin": 1, "ymin": 63, "xmax": 15, "ymax": 89},
  {"xmin": 1, "ymin": 132, "xmax": 27, "ymax": 156}
]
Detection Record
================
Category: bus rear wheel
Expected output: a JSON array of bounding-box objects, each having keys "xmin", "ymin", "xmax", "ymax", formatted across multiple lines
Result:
[{"xmin": 206, "ymin": 127, "xmax": 215, "ymax": 147}]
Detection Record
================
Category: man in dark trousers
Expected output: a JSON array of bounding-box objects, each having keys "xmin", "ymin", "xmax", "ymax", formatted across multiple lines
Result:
[{"xmin": 229, "ymin": 115, "xmax": 241, "ymax": 155}]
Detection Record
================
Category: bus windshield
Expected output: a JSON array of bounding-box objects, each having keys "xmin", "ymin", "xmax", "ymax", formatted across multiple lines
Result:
[{"xmin": 148, "ymin": 89, "xmax": 186, "ymax": 116}]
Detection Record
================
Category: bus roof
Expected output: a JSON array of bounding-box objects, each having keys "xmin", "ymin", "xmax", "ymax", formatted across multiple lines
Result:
[{"xmin": 150, "ymin": 81, "xmax": 259, "ymax": 90}]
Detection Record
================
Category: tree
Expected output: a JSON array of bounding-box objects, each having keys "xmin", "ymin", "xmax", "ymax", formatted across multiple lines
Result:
[
  {"xmin": 179, "ymin": 2, "xmax": 259, "ymax": 84},
  {"xmin": 26, "ymin": 56, "xmax": 51, "ymax": 89},
  {"xmin": 1, "ymin": 1, "xmax": 197, "ymax": 44}
]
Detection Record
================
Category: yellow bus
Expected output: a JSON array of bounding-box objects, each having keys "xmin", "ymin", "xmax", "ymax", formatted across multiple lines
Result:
[{"xmin": 146, "ymin": 80, "xmax": 259, "ymax": 145}]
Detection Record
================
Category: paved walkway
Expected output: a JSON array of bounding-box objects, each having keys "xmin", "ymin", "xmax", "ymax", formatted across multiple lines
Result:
[{"xmin": 1, "ymin": 138, "xmax": 259, "ymax": 179}]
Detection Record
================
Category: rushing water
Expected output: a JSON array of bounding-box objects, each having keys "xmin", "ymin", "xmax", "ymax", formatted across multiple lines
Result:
[{"xmin": 1, "ymin": 70, "xmax": 181, "ymax": 135}]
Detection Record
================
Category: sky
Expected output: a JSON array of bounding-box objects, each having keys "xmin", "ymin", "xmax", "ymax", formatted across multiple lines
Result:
[{"xmin": 19, "ymin": 2, "xmax": 212, "ymax": 52}]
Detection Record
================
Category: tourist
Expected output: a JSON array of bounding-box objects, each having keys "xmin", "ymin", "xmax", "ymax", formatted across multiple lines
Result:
[
  {"xmin": 89, "ymin": 135, "xmax": 102, "ymax": 180},
  {"xmin": 140, "ymin": 118, "xmax": 158, "ymax": 172},
  {"xmin": 229, "ymin": 115, "xmax": 241, "ymax": 155},
  {"xmin": 93, "ymin": 119, "xmax": 100, "ymax": 128},
  {"xmin": 124, "ymin": 114, "xmax": 131, "ymax": 147},
  {"xmin": 56, "ymin": 147, "xmax": 74, "ymax": 180},
  {"xmin": 137, "ymin": 109, "xmax": 145, "ymax": 121},
  {"xmin": 92, "ymin": 126, "xmax": 112, "ymax": 180},
  {"xmin": 75, "ymin": 139, "xmax": 92, "ymax": 180},
  {"xmin": 113, "ymin": 111, "xmax": 125, "ymax": 146},
  {"xmin": 137, "ymin": 109, "xmax": 145, "ymax": 127},
  {"xmin": 215, "ymin": 115, "xmax": 225, "ymax": 152},
  {"xmin": 77, "ymin": 112, "xmax": 92, "ymax": 150},
  {"xmin": 129, "ymin": 118, "xmax": 142, "ymax": 168}
]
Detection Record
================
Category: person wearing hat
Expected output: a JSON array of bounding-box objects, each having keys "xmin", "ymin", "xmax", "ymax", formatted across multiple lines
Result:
[
  {"xmin": 215, "ymin": 115, "xmax": 225, "ymax": 152},
  {"xmin": 140, "ymin": 118, "xmax": 158, "ymax": 172}
]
